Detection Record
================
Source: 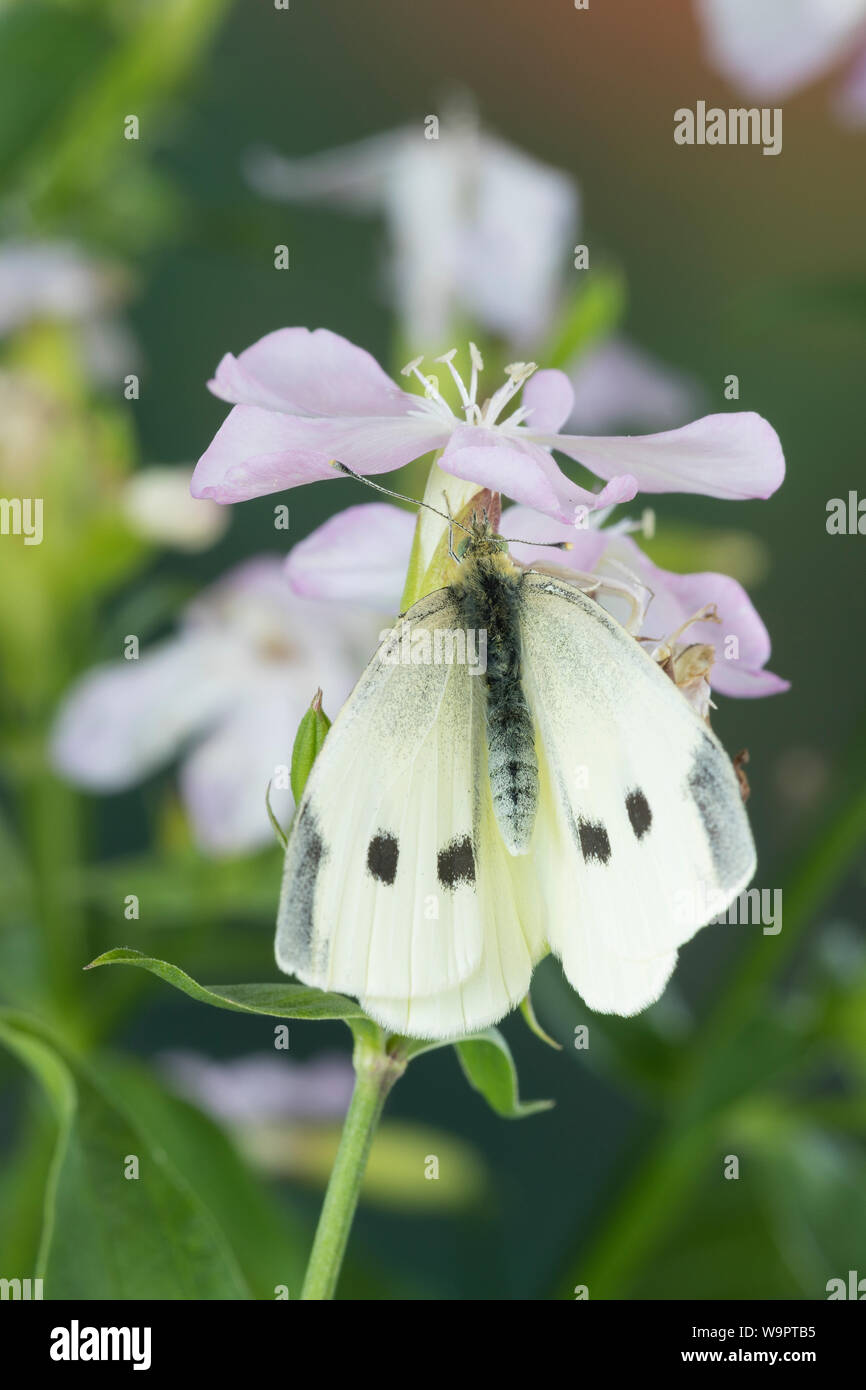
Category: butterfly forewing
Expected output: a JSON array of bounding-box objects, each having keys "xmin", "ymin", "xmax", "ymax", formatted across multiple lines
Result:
[{"xmin": 276, "ymin": 588, "xmax": 543, "ymax": 1032}]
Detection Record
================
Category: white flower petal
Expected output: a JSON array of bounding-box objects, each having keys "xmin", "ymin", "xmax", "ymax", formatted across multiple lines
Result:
[
  {"xmin": 697, "ymin": 0, "xmax": 866, "ymax": 98},
  {"xmin": 286, "ymin": 503, "xmax": 414, "ymax": 609},
  {"xmin": 52, "ymin": 634, "xmax": 236, "ymax": 791}
]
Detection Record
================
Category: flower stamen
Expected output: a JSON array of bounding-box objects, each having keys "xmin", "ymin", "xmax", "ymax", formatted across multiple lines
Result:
[
  {"xmin": 483, "ymin": 360, "xmax": 538, "ymax": 426},
  {"xmin": 435, "ymin": 348, "xmax": 471, "ymax": 411},
  {"xmin": 401, "ymin": 356, "xmax": 452, "ymax": 414}
]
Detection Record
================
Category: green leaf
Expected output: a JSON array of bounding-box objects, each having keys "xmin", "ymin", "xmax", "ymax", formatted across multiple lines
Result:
[
  {"xmin": 546, "ymin": 265, "xmax": 627, "ymax": 369},
  {"xmin": 0, "ymin": 1011, "xmax": 249, "ymax": 1298},
  {"xmin": 86, "ymin": 948, "xmax": 373, "ymax": 1022},
  {"xmin": 0, "ymin": 2, "xmax": 112, "ymax": 186},
  {"xmin": 22, "ymin": 0, "xmax": 232, "ymax": 220},
  {"xmin": 290, "ymin": 689, "xmax": 331, "ymax": 801},
  {"xmin": 95, "ymin": 1055, "xmax": 308, "ymax": 1298},
  {"xmin": 455, "ymin": 1028, "xmax": 553, "ymax": 1119},
  {"xmin": 737, "ymin": 1108, "xmax": 866, "ymax": 1296}
]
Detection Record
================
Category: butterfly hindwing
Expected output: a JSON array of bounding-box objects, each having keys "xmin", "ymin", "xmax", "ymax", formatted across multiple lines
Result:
[{"xmin": 517, "ymin": 571, "xmax": 756, "ymax": 1014}]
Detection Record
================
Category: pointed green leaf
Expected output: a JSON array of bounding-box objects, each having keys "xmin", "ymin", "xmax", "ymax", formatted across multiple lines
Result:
[
  {"xmin": 95, "ymin": 1055, "xmax": 308, "ymax": 1298},
  {"xmin": 290, "ymin": 689, "xmax": 331, "ymax": 801},
  {"xmin": 546, "ymin": 265, "xmax": 627, "ymax": 369},
  {"xmin": 86, "ymin": 948, "xmax": 373, "ymax": 1022},
  {"xmin": 455, "ymin": 1028, "xmax": 553, "ymax": 1119},
  {"xmin": 0, "ymin": 1011, "xmax": 249, "ymax": 1299}
]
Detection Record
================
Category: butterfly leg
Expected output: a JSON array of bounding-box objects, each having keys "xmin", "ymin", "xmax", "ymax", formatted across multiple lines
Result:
[{"xmin": 441, "ymin": 492, "xmax": 460, "ymax": 562}]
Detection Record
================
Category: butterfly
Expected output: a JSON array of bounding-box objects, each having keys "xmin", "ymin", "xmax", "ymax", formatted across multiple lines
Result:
[{"xmin": 276, "ymin": 506, "xmax": 756, "ymax": 1040}]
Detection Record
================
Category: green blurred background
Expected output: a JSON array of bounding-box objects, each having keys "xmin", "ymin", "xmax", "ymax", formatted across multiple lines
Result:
[{"xmin": 0, "ymin": 0, "xmax": 864, "ymax": 1300}]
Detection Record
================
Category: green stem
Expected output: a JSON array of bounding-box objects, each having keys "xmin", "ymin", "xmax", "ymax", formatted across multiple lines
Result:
[{"xmin": 300, "ymin": 1030, "xmax": 405, "ymax": 1300}]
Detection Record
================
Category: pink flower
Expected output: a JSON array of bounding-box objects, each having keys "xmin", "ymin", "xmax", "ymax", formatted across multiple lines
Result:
[
  {"xmin": 0, "ymin": 240, "xmax": 136, "ymax": 387},
  {"xmin": 286, "ymin": 502, "xmax": 788, "ymax": 700},
  {"xmin": 508, "ymin": 515, "xmax": 788, "ymax": 698},
  {"xmin": 564, "ymin": 336, "xmax": 706, "ymax": 434},
  {"xmin": 244, "ymin": 100, "xmax": 578, "ymax": 349},
  {"xmin": 192, "ymin": 328, "xmax": 784, "ymax": 523},
  {"xmin": 51, "ymin": 557, "xmax": 377, "ymax": 854},
  {"xmin": 697, "ymin": 0, "xmax": 866, "ymax": 123},
  {"xmin": 160, "ymin": 1050, "xmax": 354, "ymax": 1122}
]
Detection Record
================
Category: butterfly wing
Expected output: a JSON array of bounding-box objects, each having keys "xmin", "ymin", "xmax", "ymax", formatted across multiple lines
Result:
[
  {"xmin": 517, "ymin": 571, "xmax": 756, "ymax": 1015},
  {"xmin": 276, "ymin": 587, "xmax": 544, "ymax": 1037}
]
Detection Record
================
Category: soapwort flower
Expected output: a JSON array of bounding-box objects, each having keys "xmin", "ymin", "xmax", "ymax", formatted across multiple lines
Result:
[
  {"xmin": 697, "ymin": 0, "xmax": 866, "ymax": 123},
  {"xmin": 244, "ymin": 100, "xmax": 577, "ymax": 349},
  {"xmin": 191, "ymin": 329, "xmax": 784, "ymax": 524},
  {"xmin": 52, "ymin": 557, "xmax": 375, "ymax": 853}
]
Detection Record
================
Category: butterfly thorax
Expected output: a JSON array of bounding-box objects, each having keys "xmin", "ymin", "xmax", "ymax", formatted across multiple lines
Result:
[{"xmin": 451, "ymin": 538, "xmax": 539, "ymax": 856}]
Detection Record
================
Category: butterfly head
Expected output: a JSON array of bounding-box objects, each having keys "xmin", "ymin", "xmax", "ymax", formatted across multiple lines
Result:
[{"xmin": 454, "ymin": 513, "xmax": 511, "ymax": 563}]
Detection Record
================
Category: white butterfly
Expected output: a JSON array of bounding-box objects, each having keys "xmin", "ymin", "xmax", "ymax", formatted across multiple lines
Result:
[{"xmin": 276, "ymin": 512, "xmax": 755, "ymax": 1039}]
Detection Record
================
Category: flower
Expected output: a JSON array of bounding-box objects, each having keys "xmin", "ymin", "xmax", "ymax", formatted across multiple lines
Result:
[
  {"xmin": 285, "ymin": 501, "xmax": 788, "ymax": 700},
  {"xmin": 245, "ymin": 105, "xmax": 711, "ymax": 415},
  {"xmin": 191, "ymin": 328, "xmax": 785, "ymax": 524},
  {"xmin": 122, "ymin": 465, "xmax": 229, "ymax": 552},
  {"xmin": 697, "ymin": 0, "xmax": 866, "ymax": 123},
  {"xmin": 51, "ymin": 557, "xmax": 376, "ymax": 854},
  {"xmin": 244, "ymin": 98, "xmax": 578, "ymax": 349},
  {"xmin": 160, "ymin": 1050, "xmax": 354, "ymax": 1122},
  {"xmin": 0, "ymin": 240, "xmax": 137, "ymax": 386},
  {"xmin": 564, "ymin": 336, "xmax": 706, "ymax": 434}
]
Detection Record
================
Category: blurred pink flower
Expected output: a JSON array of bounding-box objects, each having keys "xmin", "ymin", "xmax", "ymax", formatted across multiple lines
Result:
[
  {"xmin": 244, "ymin": 100, "xmax": 578, "ymax": 350},
  {"xmin": 286, "ymin": 501, "xmax": 788, "ymax": 699},
  {"xmin": 51, "ymin": 557, "xmax": 376, "ymax": 854},
  {"xmin": 244, "ymin": 106, "xmax": 713, "ymax": 407},
  {"xmin": 697, "ymin": 0, "xmax": 866, "ymax": 122},
  {"xmin": 191, "ymin": 328, "xmax": 784, "ymax": 522},
  {"xmin": 0, "ymin": 240, "xmax": 137, "ymax": 386},
  {"xmin": 564, "ymin": 337, "xmax": 707, "ymax": 434},
  {"xmin": 160, "ymin": 1050, "xmax": 354, "ymax": 1122}
]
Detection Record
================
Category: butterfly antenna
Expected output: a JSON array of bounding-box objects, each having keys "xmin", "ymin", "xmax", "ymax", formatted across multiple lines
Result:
[
  {"xmin": 332, "ymin": 461, "xmax": 472, "ymax": 535},
  {"xmin": 499, "ymin": 533, "xmax": 575, "ymax": 549}
]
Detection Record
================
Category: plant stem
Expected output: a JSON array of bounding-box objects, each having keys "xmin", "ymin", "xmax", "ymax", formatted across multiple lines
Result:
[{"xmin": 300, "ymin": 1029, "xmax": 405, "ymax": 1300}]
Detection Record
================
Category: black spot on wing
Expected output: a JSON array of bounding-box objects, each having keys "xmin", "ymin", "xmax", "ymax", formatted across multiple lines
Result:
[
  {"xmin": 437, "ymin": 835, "xmax": 475, "ymax": 890},
  {"xmin": 625, "ymin": 788, "xmax": 652, "ymax": 840},
  {"xmin": 578, "ymin": 818, "xmax": 611, "ymax": 865},
  {"xmin": 367, "ymin": 831, "xmax": 399, "ymax": 885}
]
